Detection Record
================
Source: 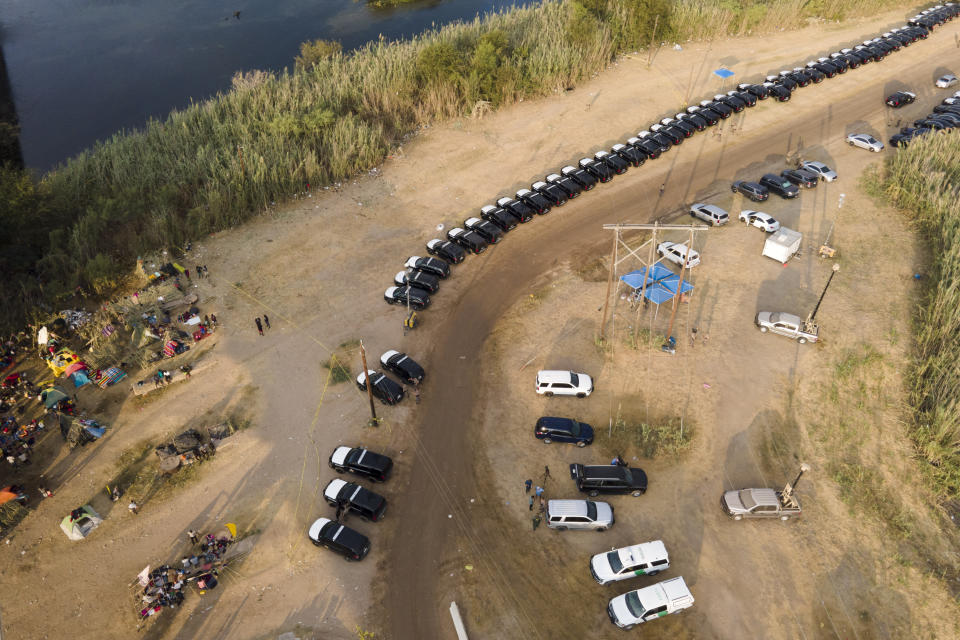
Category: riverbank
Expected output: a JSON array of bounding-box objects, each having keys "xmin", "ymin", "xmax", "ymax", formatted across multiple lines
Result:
[{"xmin": 0, "ymin": 0, "xmax": 922, "ymax": 331}]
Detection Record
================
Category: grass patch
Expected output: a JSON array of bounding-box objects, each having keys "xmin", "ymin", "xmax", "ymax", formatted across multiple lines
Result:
[
  {"xmin": 0, "ymin": 502, "xmax": 30, "ymax": 538},
  {"xmin": 830, "ymin": 461, "xmax": 913, "ymax": 538},
  {"xmin": 323, "ymin": 354, "xmax": 352, "ymax": 384},
  {"xmin": 869, "ymin": 133, "xmax": 960, "ymax": 498},
  {"xmin": 598, "ymin": 414, "xmax": 693, "ymax": 460}
]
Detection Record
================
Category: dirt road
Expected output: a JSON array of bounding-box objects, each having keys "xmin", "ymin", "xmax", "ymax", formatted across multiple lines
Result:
[
  {"xmin": 387, "ymin": 14, "xmax": 960, "ymax": 640},
  {"xmin": 1, "ymin": 7, "xmax": 956, "ymax": 640}
]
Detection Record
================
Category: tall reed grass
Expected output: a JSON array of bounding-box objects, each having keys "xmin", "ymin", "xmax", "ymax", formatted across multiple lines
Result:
[
  {"xmin": 0, "ymin": 0, "xmax": 924, "ymax": 329},
  {"xmin": 868, "ymin": 133, "xmax": 960, "ymax": 496}
]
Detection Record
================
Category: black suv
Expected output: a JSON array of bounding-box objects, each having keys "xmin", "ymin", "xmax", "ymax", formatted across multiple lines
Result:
[
  {"xmin": 759, "ymin": 173, "xmax": 799, "ymax": 198},
  {"xmin": 610, "ymin": 143, "xmax": 646, "ymax": 168},
  {"xmin": 534, "ymin": 417, "xmax": 594, "ymax": 447},
  {"xmin": 405, "ymin": 255, "xmax": 450, "ymax": 278},
  {"xmin": 781, "ymin": 168, "xmax": 818, "ymax": 189},
  {"xmin": 380, "ymin": 350, "xmax": 424, "ymax": 385},
  {"xmin": 496, "ymin": 197, "xmax": 534, "ymax": 223},
  {"xmin": 579, "ymin": 157, "xmax": 613, "ymax": 183},
  {"xmin": 516, "ymin": 188, "xmax": 552, "ymax": 215},
  {"xmin": 356, "ymin": 370, "xmax": 405, "ymax": 405},
  {"xmin": 731, "ymin": 180, "xmax": 769, "ymax": 202},
  {"xmin": 329, "ymin": 446, "xmax": 394, "ymax": 482},
  {"xmin": 546, "ymin": 172, "xmax": 584, "ymax": 197},
  {"xmin": 323, "ymin": 479, "xmax": 387, "ymax": 522},
  {"xmin": 425, "ymin": 239, "xmax": 464, "ymax": 264},
  {"xmin": 885, "ymin": 91, "xmax": 916, "ymax": 108},
  {"xmin": 308, "ymin": 518, "xmax": 370, "ymax": 560},
  {"xmin": 738, "ymin": 83, "xmax": 769, "ymax": 100},
  {"xmin": 480, "ymin": 205, "xmax": 519, "ymax": 231},
  {"xmin": 569, "ymin": 463, "xmax": 648, "ymax": 497},
  {"xmin": 560, "ymin": 166, "xmax": 597, "ymax": 190}
]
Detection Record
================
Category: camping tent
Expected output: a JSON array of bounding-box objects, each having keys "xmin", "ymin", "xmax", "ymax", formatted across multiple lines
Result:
[
  {"xmin": 0, "ymin": 486, "xmax": 27, "ymax": 505},
  {"xmin": 762, "ymin": 228, "xmax": 803, "ymax": 264},
  {"xmin": 48, "ymin": 350, "xmax": 81, "ymax": 377},
  {"xmin": 41, "ymin": 387, "xmax": 69, "ymax": 409},
  {"xmin": 64, "ymin": 362, "xmax": 91, "ymax": 388},
  {"xmin": 60, "ymin": 505, "xmax": 102, "ymax": 541}
]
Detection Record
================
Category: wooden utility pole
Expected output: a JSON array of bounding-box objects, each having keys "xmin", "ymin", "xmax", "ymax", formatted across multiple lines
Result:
[
  {"xmin": 359, "ymin": 340, "xmax": 377, "ymax": 425},
  {"xmin": 665, "ymin": 227, "xmax": 695, "ymax": 343},
  {"xmin": 599, "ymin": 230, "xmax": 619, "ymax": 342},
  {"xmin": 646, "ymin": 15, "xmax": 660, "ymax": 67}
]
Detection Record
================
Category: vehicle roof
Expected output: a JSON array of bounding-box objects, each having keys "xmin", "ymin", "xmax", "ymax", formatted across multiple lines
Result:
[
  {"xmin": 619, "ymin": 540, "xmax": 668, "ymax": 566},
  {"xmin": 767, "ymin": 311, "xmax": 802, "ymax": 325},
  {"xmin": 548, "ymin": 499, "xmax": 600, "ymax": 516},
  {"xmin": 744, "ymin": 487, "xmax": 780, "ymax": 506},
  {"xmin": 537, "ymin": 416, "xmax": 577, "ymax": 428},
  {"xmin": 532, "ymin": 181, "xmax": 547, "ymax": 188},
  {"xmin": 465, "ymin": 217, "xmax": 482, "ymax": 224},
  {"xmin": 324, "ymin": 478, "xmax": 348, "ymax": 501},
  {"xmin": 356, "ymin": 370, "xmax": 378, "ymax": 385},
  {"xmin": 516, "ymin": 188, "xmax": 533, "ymax": 195},
  {"xmin": 308, "ymin": 517, "xmax": 333, "ymax": 540},
  {"xmin": 660, "ymin": 577, "xmax": 694, "ymax": 604},
  {"xmin": 537, "ymin": 370, "xmax": 576, "ymax": 382},
  {"xmin": 330, "ymin": 446, "xmax": 352, "ymax": 465},
  {"xmin": 385, "ymin": 286, "xmax": 398, "ymax": 296},
  {"xmin": 579, "ymin": 464, "xmax": 632, "ymax": 480},
  {"xmin": 761, "ymin": 173, "xmax": 785, "ymax": 181},
  {"xmin": 405, "ymin": 256, "xmax": 423, "ymax": 265},
  {"xmin": 380, "ymin": 349, "xmax": 401, "ymax": 363},
  {"xmin": 692, "ymin": 203, "xmax": 727, "ymax": 215},
  {"xmin": 741, "ymin": 210, "xmax": 773, "ymax": 219},
  {"xmin": 480, "ymin": 205, "xmax": 497, "ymax": 213},
  {"xmin": 546, "ymin": 173, "xmax": 561, "ymax": 180}
]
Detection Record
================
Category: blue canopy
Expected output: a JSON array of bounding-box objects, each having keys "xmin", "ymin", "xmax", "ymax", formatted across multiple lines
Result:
[
  {"xmin": 619, "ymin": 263, "xmax": 694, "ymax": 305},
  {"xmin": 713, "ymin": 68, "xmax": 735, "ymax": 79}
]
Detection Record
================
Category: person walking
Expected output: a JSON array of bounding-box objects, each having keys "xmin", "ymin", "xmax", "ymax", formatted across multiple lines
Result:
[
  {"xmin": 532, "ymin": 515, "xmax": 541, "ymax": 531},
  {"xmin": 180, "ymin": 365, "xmax": 192, "ymax": 380},
  {"xmin": 544, "ymin": 465, "xmax": 551, "ymax": 479},
  {"xmin": 528, "ymin": 495, "xmax": 534, "ymax": 511},
  {"xmin": 524, "ymin": 479, "xmax": 532, "ymax": 493},
  {"xmin": 128, "ymin": 500, "xmax": 140, "ymax": 515},
  {"xmin": 187, "ymin": 529, "xmax": 199, "ymax": 545},
  {"xmin": 255, "ymin": 317, "xmax": 263, "ymax": 336},
  {"xmin": 210, "ymin": 314, "xmax": 217, "ymax": 327},
  {"xmin": 263, "ymin": 315, "xmax": 271, "ymax": 330}
]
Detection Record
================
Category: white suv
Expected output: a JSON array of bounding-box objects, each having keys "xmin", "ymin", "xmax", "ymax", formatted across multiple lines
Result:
[
  {"xmin": 689, "ymin": 203, "xmax": 729, "ymax": 226},
  {"xmin": 535, "ymin": 370, "xmax": 593, "ymax": 397},
  {"xmin": 590, "ymin": 541, "xmax": 670, "ymax": 585},
  {"xmin": 607, "ymin": 577, "xmax": 694, "ymax": 629},
  {"xmin": 657, "ymin": 241, "xmax": 700, "ymax": 268}
]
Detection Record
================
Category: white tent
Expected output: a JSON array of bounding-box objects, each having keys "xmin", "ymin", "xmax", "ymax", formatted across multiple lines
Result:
[{"xmin": 762, "ymin": 227, "xmax": 803, "ymax": 264}]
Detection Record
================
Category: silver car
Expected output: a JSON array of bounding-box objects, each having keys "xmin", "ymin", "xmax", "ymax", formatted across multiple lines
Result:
[
  {"xmin": 846, "ymin": 133, "xmax": 884, "ymax": 152},
  {"xmin": 799, "ymin": 160, "xmax": 838, "ymax": 182},
  {"xmin": 936, "ymin": 73, "xmax": 958, "ymax": 88}
]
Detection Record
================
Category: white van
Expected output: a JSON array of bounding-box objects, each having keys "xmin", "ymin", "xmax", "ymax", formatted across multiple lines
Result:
[
  {"xmin": 546, "ymin": 500, "xmax": 614, "ymax": 531},
  {"xmin": 607, "ymin": 576, "xmax": 694, "ymax": 629},
  {"xmin": 590, "ymin": 541, "xmax": 670, "ymax": 584},
  {"xmin": 657, "ymin": 241, "xmax": 700, "ymax": 268}
]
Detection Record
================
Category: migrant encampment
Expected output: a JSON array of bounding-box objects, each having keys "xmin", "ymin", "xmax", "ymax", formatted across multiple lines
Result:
[{"xmin": 60, "ymin": 505, "xmax": 102, "ymax": 540}]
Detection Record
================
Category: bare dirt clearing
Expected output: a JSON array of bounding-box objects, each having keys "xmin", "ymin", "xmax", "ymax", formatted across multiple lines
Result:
[{"xmin": 1, "ymin": 5, "xmax": 959, "ymax": 640}]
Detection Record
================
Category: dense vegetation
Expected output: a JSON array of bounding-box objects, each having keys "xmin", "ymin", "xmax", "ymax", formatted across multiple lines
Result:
[
  {"xmin": 868, "ymin": 134, "xmax": 960, "ymax": 497},
  {"xmin": 0, "ymin": 0, "xmax": 912, "ymax": 330}
]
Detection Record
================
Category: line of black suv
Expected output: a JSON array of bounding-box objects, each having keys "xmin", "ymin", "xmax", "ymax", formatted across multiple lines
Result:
[
  {"xmin": 382, "ymin": 2, "xmax": 957, "ymax": 311},
  {"xmin": 890, "ymin": 93, "xmax": 960, "ymax": 147}
]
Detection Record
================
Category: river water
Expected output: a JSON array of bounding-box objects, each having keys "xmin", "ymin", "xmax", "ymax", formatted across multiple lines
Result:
[{"xmin": 2, "ymin": 0, "xmax": 521, "ymax": 172}]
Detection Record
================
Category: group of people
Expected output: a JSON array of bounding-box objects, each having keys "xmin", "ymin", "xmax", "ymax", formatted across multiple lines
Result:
[
  {"xmin": 137, "ymin": 530, "xmax": 233, "ymax": 620},
  {"xmin": 254, "ymin": 315, "xmax": 271, "ymax": 336}
]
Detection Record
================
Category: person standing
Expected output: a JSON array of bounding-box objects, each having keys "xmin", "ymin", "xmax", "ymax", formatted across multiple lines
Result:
[
  {"xmin": 128, "ymin": 500, "xmax": 140, "ymax": 515},
  {"xmin": 255, "ymin": 317, "xmax": 263, "ymax": 336},
  {"xmin": 196, "ymin": 266, "xmax": 203, "ymax": 279},
  {"xmin": 528, "ymin": 496, "xmax": 534, "ymax": 511},
  {"xmin": 210, "ymin": 314, "xmax": 218, "ymax": 327},
  {"xmin": 524, "ymin": 479, "xmax": 532, "ymax": 493},
  {"xmin": 263, "ymin": 315, "xmax": 271, "ymax": 330},
  {"xmin": 535, "ymin": 485, "xmax": 544, "ymax": 498},
  {"xmin": 184, "ymin": 269, "xmax": 191, "ymax": 280}
]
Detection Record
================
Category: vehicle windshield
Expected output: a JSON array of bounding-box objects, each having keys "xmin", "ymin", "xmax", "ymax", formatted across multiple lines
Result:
[
  {"xmin": 625, "ymin": 591, "xmax": 646, "ymax": 618},
  {"xmin": 738, "ymin": 489, "xmax": 758, "ymax": 510},
  {"xmin": 570, "ymin": 373, "xmax": 580, "ymax": 386},
  {"xmin": 586, "ymin": 501, "xmax": 597, "ymax": 520},
  {"xmin": 781, "ymin": 181, "xmax": 791, "ymax": 188},
  {"xmin": 606, "ymin": 550, "xmax": 624, "ymax": 574}
]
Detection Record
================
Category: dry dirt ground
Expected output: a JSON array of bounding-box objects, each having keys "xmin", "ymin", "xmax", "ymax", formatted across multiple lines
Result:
[{"xmin": 1, "ymin": 5, "xmax": 960, "ymax": 640}]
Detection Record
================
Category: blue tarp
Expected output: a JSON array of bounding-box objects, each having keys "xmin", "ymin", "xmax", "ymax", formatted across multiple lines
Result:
[
  {"xmin": 69, "ymin": 371, "xmax": 91, "ymax": 388},
  {"xmin": 619, "ymin": 263, "xmax": 694, "ymax": 305},
  {"xmin": 713, "ymin": 68, "xmax": 735, "ymax": 79}
]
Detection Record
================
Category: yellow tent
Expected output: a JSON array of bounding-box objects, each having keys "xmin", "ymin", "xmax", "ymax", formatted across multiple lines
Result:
[{"xmin": 48, "ymin": 350, "xmax": 81, "ymax": 377}]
